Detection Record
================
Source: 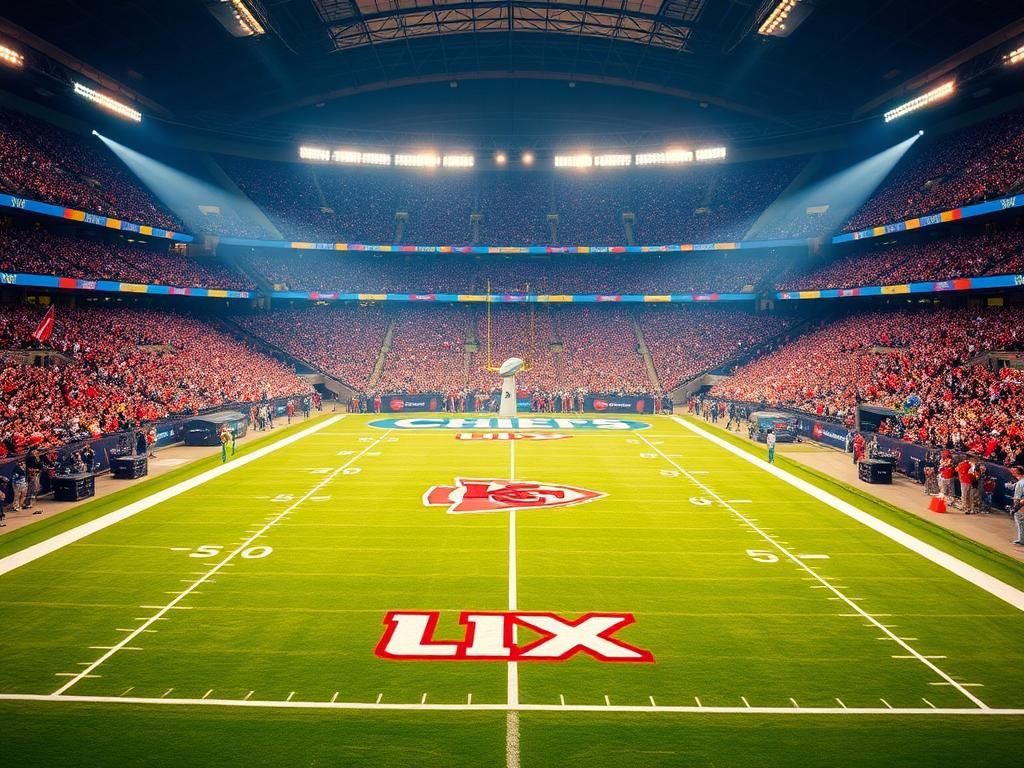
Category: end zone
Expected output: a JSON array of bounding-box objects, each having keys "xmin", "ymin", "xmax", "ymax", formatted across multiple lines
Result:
[{"xmin": 369, "ymin": 417, "xmax": 651, "ymax": 430}]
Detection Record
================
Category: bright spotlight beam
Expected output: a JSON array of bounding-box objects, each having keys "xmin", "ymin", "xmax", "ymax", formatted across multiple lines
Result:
[{"xmin": 750, "ymin": 133, "xmax": 923, "ymax": 239}]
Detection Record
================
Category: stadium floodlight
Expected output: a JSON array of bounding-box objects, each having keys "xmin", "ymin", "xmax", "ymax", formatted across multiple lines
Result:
[
  {"xmin": 594, "ymin": 154, "xmax": 632, "ymax": 168},
  {"xmin": 758, "ymin": 0, "xmax": 800, "ymax": 36},
  {"xmin": 223, "ymin": 0, "xmax": 265, "ymax": 36},
  {"xmin": 360, "ymin": 152, "xmax": 391, "ymax": 166},
  {"xmin": 299, "ymin": 146, "xmax": 331, "ymax": 161},
  {"xmin": 495, "ymin": 151, "xmax": 507, "ymax": 166},
  {"xmin": 521, "ymin": 151, "xmax": 535, "ymax": 166},
  {"xmin": 442, "ymin": 154, "xmax": 475, "ymax": 168},
  {"xmin": 1005, "ymin": 44, "xmax": 1024, "ymax": 66},
  {"xmin": 331, "ymin": 149, "xmax": 362, "ymax": 164},
  {"xmin": 394, "ymin": 153, "xmax": 441, "ymax": 168},
  {"xmin": 695, "ymin": 146, "xmax": 727, "ymax": 161},
  {"xmin": 0, "ymin": 43, "xmax": 24, "ymax": 68},
  {"xmin": 635, "ymin": 149, "xmax": 693, "ymax": 166},
  {"xmin": 73, "ymin": 82, "xmax": 142, "ymax": 122},
  {"xmin": 554, "ymin": 154, "xmax": 593, "ymax": 168},
  {"xmin": 883, "ymin": 81, "xmax": 955, "ymax": 123}
]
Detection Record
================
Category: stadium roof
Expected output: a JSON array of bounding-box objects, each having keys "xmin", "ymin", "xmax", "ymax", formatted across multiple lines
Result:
[{"xmin": 2, "ymin": 1, "xmax": 1022, "ymax": 145}]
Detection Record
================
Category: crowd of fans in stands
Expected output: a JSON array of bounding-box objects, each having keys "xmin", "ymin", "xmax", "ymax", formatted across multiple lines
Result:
[
  {"xmin": 233, "ymin": 305, "xmax": 390, "ymax": 391},
  {"xmin": 0, "ymin": 109, "xmax": 180, "ymax": 231},
  {"xmin": 0, "ymin": 225, "xmax": 254, "ymax": 291},
  {"xmin": 844, "ymin": 108, "xmax": 1024, "ymax": 232},
  {"xmin": 0, "ymin": 306, "xmax": 308, "ymax": 454},
  {"xmin": 712, "ymin": 307, "xmax": 1024, "ymax": 465},
  {"xmin": 639, "ymin": 307, "xmax": 798, "ymax": 390},
  {"xmin": 778, "ymin": 228, "xmax": 1024, "ymax": 291},
  {"xmin": 216, "ymin": 156, "xmax": 807, "ymax": 246},
  {"xmin": 239, "ymin": 250, "xmax": 787, "ymax": 295}
]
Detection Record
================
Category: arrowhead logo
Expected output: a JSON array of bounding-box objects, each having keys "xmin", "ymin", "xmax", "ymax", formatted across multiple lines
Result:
[{"xmin": 423, "ymin": 478, "xmax": 606, "ymax": 514}]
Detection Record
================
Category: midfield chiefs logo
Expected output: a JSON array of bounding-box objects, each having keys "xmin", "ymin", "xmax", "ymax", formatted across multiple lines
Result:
[
  {"xmin": 455, "ymin": 432, "xmax": 571, "ymax": 441},
  {"xmin": 423, "ymin": 478, "xmax": 605, "ymax": 514},
  {"xmin": 375, "ymin": 611, "xmax": 654, "ymax": 662}
]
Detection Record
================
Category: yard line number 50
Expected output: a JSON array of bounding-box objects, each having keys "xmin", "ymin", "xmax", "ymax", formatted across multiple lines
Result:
[{"xmin": 188, "ymin": 545, "xmax": 273, "ymax": 559}]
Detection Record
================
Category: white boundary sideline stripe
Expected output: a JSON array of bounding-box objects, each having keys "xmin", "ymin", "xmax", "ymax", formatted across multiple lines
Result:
[
  {"xmin": 1, "ymin": 693, "xmax": 1020, "ymax": 715},
  {"xmin": 506, "ymin": 439, "xmax": 521, "ymax": 768},
  {"xmin": 0, "ymin": 415, "xmax": 345, "ymax": 578},
  {"xmin": 51, "ymin": 425, "xmax": 393, "ymax": 697},
  {"xmin": 638, "ymin": 430, "xmax": 988, "ymax": 709},
  {"xmin": 672, "ymin": 416, "xmax": 1024, "ymax": 613}
]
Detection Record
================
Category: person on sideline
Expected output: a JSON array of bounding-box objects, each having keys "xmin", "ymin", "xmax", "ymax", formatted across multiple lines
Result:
[
  {"xmin": 1010, "ymin": 466, "xmax": 1024, "ymax": 546},
  {"xmin": 766, "ymin": 428, "xmax": 777, "ymax": 465},
  {"xmin": 220, "ymin": 426, "xmax": 231, "ymax": 463}
]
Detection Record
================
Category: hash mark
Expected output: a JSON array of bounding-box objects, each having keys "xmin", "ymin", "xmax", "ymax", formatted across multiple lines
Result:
[
  {"xmin": 559, "ymin": 694, "xmax": 566, "ymax": 706},
  {"xmin": 420, "ymin": 693, "xmax": 427, "ymax": 704},
  {"xmin": 331, "ymin": 692, "xmax": 339, "ymax": 703},
  {"xmin": 790, "ymin": 698, "xmax": 799, "ymax": 708},
  {"xmin": 604, "ymin": 695, "xmax": 611, "ymax": 707},
  {"xmin": 835, "ymin": 698, "xmax": 846, "ymax": 709},
  {"xmin": 287, "ymin": 691, "xmax": 295, "ymax": 702},
  {"xmin": 880, "ymin": 699, "xmax": 893, "ymax": 709},
  {"xmin": 161, "ymin": 688, "xmax": 173, "ymax": 698},
  {"xmin": 244, "ymin": 690, "xmax": 254, "ymax": 700},
  {"xmin": 741, "ymin": 696, "xmax": 750, "ymax": 708},
  {"xmin": 203, "ymin": 689, "xmax": 214, "ymax": 700},
  {"xmin": 922, "ymin": 698, "xmax": 937, "ymax": 709},
  {"xmin": 695, "ymin": 697, "xmax": 702, "ymax": 707},
  {"xmin": 376, "ymin": 693, "xmax": 383, "ymax": 704},
  {"xmin": 649, "ymin": 696, "xmax": 656, "ymax": 707},
  {"xmin": 119, "ymin": 687, "xmax": 134, "ymax": 697},
  {"xmin": 467, "ymin": 693, "xmax": 472, "ymax": 705}
]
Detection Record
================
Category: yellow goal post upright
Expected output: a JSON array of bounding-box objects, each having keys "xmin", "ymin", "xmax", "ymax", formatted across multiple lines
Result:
[{"xmin": 484, "ymin": 280, "xmax": 534, "ymax": 373}]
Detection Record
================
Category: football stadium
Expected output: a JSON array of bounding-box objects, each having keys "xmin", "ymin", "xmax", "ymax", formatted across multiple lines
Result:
[{"xmin": 0, "ymin": 2, "xmax": 1023, "ymax": 765}]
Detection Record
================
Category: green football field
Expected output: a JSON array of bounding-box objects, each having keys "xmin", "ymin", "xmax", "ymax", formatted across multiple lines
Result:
[{"xmin": 1, "ymin": 412, "xmax": 1021, "ymax": 767}]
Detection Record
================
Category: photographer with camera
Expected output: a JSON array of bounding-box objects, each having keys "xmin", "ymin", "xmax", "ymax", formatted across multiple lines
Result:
[{"xmin": 1011, "ymin": 466, "xmax": 1024, "ymax": 546}]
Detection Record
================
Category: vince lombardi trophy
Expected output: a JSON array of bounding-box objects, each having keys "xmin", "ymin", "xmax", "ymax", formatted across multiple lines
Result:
[{"xmin": 497, "ymin": 357, "xmax": 524, "ymax": 418}]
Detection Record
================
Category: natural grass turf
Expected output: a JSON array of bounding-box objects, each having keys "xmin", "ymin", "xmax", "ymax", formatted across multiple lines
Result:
[
  {"xmin": 0, "ymin": 413, "xmax": 1021, "ymax": 766},
  {"xmin": 0, "ymin": 414, "xmax": 333, "ymax": 560}
]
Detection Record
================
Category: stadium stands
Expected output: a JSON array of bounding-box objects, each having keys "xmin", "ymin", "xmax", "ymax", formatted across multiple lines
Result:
[
  {"xmin": 639, "ymin": 307, "xmax": 799, "ymax": 390},
  {"xmin": 777, "ymin": 228, "xmax": 1023, "ymax": 291},
  {"xmin": 844, "ymin": 108, "xmax": 1024, "ymax": 232},
  {"xmin": 0, "ymin": 306, "xmax": 308, "ymax": 454},
  {"xmin": 0, "ymin": 109, "xmax": 181, "ymax": 231},
  {"xmin": 232, "ymin": 305, "xmax": 391, "ymax": 391},
  {"xmin": 376, "ymin": 305, "xmax": 471, "ymax": 393},
  {"xmin": 712, "ymin": 307, "xmax": 1024, "ymax": 464},
  {"xmin": 0, "ymin": 224, "xmax": 255, "ymax": 291},
  {"xmin": 238, "ymin": 249, "xmax": 787, "ymax": 295},
  {"xmin": 215, "ymin": 157, "xmax": 805, "ymax": 246}
]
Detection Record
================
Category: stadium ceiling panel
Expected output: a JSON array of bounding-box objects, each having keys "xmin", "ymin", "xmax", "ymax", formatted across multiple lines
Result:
[{"xmin": 315, "ymin": 0, "xmax": 699, "ymax": 53}]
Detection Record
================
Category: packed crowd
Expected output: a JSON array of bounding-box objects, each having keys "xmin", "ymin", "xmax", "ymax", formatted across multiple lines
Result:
[
  {"xmin": 0, "ymin": 109, "xmax": 180, "ymax": 231},
  {"xmin": 777, "ymin": 228, "xmax": 1024, "ymax": 291},
  {"xmin": 639, "ymin": 307, "xmax": 799, "ymax": 390},
  {"xmin": 845, "ymin": 108, "xmax": 1024, "ymax": 232},
  {"xmin": 216, "ymin": 156, "xmax": 807, "ymax": 246},
  {"xmin": 238, "ymin": 249, "xmax": 788, "ymax": 295},
  {"xmin": 232, "ymin": 305, "xmax": 391, "ymax": 390},
  {"xmin": 0, "ymin": 225, "xmax": 255, "ymax": 291},
  {"xmin": 0, "ymin": 306, "xmax": 308, "ymax": 454},
  {"xmin": 375, "ymin": 306, "xmax": 471, "ymax": 393},
  {"xmin": 712, "ymin": 307, "xmax": 1024, "ymax": 464}
]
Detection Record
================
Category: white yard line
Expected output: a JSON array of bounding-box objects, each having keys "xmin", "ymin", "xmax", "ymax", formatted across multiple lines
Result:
[
  {"xmin": 2, "ymin": 692, "xmax": 1019, "ymax": 715},
  {"xmin": 50, "ymin": 426, "xmax": 392, "ymax": 697},
  {"xmin": 0, "ymin": 415, "xmax": 346, "ymax": 578},
  {"xmin": 506, "ymin": 438, "xmax": 521, "ymax": 768},
  {"xmin": 638, "ymin": 430, "xmax": 990, "ymax": 710},
  {"xmin": 672, "ymin": 416, "xmax": 1024, "ymax": 613}
]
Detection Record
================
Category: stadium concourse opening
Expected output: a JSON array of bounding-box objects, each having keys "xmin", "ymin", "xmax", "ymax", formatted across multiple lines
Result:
[{"xmin": 0, "ymin": 1, "xmax": 1023, "ymax": 766}]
